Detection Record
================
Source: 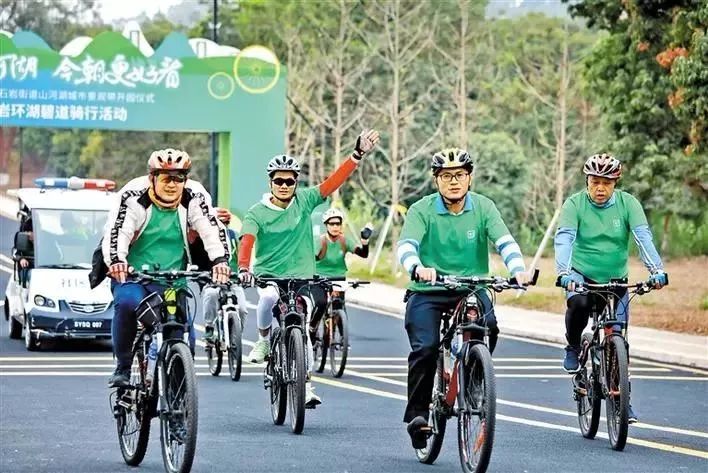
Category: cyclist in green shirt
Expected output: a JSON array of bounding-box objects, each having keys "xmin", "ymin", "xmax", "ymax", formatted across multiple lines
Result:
[
  {"xmin": 309, "ymin": 208, "xmax": 372, "ymax": 340},
  {"xmin": 397, "ymin": 148, "xmax": 531, "ymax": 448},
  {"xmin": 238, "ymin": 129, "xmax": 380, "ymax": 407},
  {"xmin": 555, "ymin": 153, "xmax": 668, "ymax": 423}
]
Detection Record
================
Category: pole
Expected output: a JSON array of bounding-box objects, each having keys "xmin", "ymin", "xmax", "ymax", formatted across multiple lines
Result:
[
  {"xmin": 209, "ymin": 0, "xmax": 219, "ymax": 203},
  {"xmin": 515, "ymin": 206, "xmax": 561, "ymax": 299},
  {"xmin": 369, "ymin": 205, "xmax": 395, "ymax": 275},
  {"xmin": 18, "ymin": 128, "xmax": 23, "ymax": 187}
]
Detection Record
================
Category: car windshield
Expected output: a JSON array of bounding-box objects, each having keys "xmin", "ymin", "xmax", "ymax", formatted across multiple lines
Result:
[{"xmin": 31, "ymin": 209, "xmax": 107, "ymax": 268}]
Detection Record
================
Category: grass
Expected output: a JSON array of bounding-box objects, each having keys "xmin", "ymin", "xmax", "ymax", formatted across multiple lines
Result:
[{"xmin": 347, "ymin": 251, "xmax": 708, "ymax": 336}]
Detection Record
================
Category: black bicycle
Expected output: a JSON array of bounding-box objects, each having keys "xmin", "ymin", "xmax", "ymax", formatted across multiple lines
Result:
[
  {"xmin": 313, "ymin": 278, "xmax": 369, "ymax": 378},
  {"xmin": 416, "ymin": 270, "xmax": 538, "ymax": 473},
  {"xmin": 205, "ymin": 278, "xmax": 244, "ymax": 381},
  {"xmin": 561, "ymin": 277, "xmax": 665, "ymax": 451},
  {"xmin": 111, "ymin": 269, "xmax": 208, "ymax": 473}
]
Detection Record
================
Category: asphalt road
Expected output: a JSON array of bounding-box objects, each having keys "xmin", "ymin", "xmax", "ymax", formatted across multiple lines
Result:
[{"xmin": 1, "ymin": 215, "xmax": 707, "ymax": 472}]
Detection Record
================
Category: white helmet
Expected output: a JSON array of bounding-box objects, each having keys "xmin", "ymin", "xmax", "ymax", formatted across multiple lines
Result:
[
  {"xmin": 322, "ymin": 207, "xmax": 344, "ymax": 224},
  {"xmin": 267, "ymin": 154, "xmax": 300, "ymax": 177}
]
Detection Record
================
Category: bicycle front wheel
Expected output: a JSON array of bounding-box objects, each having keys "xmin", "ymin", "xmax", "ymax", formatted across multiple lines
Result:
[
  {"xmin": 415, "ymin": 352, "xmax": 447, "ymax": 464},
  {"xmin": 314, "ymin": 317, "xmax": 328, "ymax": 373},
  {"xmin": 269, "ymin": 329, "xmax": 287, "ymax": 425},
  {"xmin": 288, "ymin": 327, "xmax": 306, "ymax": 434},
  {"xmin": 227, "ymin": 312, "xmax": 243, "ymax": 382},
  {"xmin": 605, "ymin": 334, "xmax": 630, "ymax": 451},
  {"xmin": 458, "ymin": 343, "xmax": 496, "ymax": 473},
  {"xmin": 160, "ymin": 343, "xmax": 198, "ymax": 473},
  {"xmin": 117, "ymin": 343, "xmax": 151, "ymax": 466},
  {"xmin": 329, "ymin": 309, "xmax": 349, "ymax": 378}
]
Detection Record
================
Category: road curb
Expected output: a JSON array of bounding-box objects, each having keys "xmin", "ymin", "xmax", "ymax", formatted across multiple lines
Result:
[{"xmin": 347, "ymin": 294, "xmax": 708, "ymax": 370}]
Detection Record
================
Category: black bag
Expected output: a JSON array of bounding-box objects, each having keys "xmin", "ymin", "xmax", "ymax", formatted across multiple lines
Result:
[{"xmin": 89, "ymin": 238, "xmax": 108, "ymax": 289}]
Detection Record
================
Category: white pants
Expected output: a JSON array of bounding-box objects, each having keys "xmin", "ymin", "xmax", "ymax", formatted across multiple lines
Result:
[
  {"xmin": 256, "ymin": 285, "xmax": 315, "ymax": 375},
  {"xmin": 202, "ymin": 285, "xmax": 249, "ymax": 330}
]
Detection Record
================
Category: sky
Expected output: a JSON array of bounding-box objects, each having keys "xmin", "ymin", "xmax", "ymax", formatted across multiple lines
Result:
[{"xmin": 97, "ymin": 0, "xmax": 184, "ymax": 23}]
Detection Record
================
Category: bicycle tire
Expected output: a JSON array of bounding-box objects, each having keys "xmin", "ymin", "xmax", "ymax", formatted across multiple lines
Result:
[
  {"xmin": 605, "ymin": 334, "xmax": 630, "ymax": 451},
  {"xmin": 227, "ymin": 312, "xmax": 243, "ymax": 382},
  {"xmin": 415, "ymin": 352, "xmax": 447, "ymax": 464},
  {"xmin": 329, "ymin": 309, "xmax": 349, "ymax": 378},
  {"xmin": 207, "ymin": 341, "xmax": 223, "ymax": 377},
  {"xmin": 160, "ymin": 343, "xmax": 199, "ymax": 473},
  {"xmin": 314, "ymin": 317, "xmax": 328, "ymax": 373},
  {"xmin": 458, "ymin": 343, "xmax": 496, "ymax": 473},
  {"xmin": 577, "ymin": 332, "xmax": 601, "ymax": 439},
  {"xmin": 270, "ymin": 331, "xmax": 287, "ymax": 425},
  {"xmin": 288, "ymin": 327, "xmax": 307, "ymax": 434},
  {"xmin": 117, "ymin": 343, "xmax": 151, "ymax": 466}
]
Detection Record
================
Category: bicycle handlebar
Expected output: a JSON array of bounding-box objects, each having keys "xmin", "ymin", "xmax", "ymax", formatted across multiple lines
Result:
[
  {"xmin": 414, "ymin": 268, "xmax": 539, "ymax": 291},
  {"xmin": 554, "ymin": 276, "xmax": 667, "ymax": 295},
  {"xmin": 128, "ymin": 269, "xmax": 213, "ymax": 285}
]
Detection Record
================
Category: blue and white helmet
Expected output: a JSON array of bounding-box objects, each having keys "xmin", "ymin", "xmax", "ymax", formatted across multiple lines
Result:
[{"xmin": 267, "ymin": 154, "xmax": 300, "ymax": 177}]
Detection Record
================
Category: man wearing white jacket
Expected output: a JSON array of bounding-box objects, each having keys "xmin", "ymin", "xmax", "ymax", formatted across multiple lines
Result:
[{"xmin": 103, "ymin": 148, "xmax": 231, "ymax": 388}]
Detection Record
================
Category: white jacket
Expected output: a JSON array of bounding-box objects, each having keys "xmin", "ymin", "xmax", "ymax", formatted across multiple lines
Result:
[{"xmin": 102, "ymin": 176, "xmax": 230, "ymax": 268}]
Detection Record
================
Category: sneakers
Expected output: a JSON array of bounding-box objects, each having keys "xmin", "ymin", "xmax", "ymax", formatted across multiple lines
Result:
[
  {"xmin": 406, "ymin": 416, "xmax": 431, "ymax": 450},
  {"xmin": 108, "ymin": 368, "xmax": 131, "ymax": 388},
  {"xmin": 563, "ymin": 346, "xmax": 580, "ymax": 373},
  {"xmin": 203, "ymin": 326, "xmax": 216, "ymax": 343},
  {"xmin": 248, "ymin": 338, "xmax": 270, "ymax": 363},
  {"xmin": 305, "ymin": 382, "xmax": 322, "ymax": 408},
  {"xmin": 628, "ymin": 404, "xmax": 638, "ymax": 424}
]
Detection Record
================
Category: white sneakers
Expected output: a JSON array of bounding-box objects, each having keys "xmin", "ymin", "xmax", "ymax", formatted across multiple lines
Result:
[
  {"xmin": 305, "ymin": 382, "xmax": 322, "ymax": 408},
  {"xmin": 248, "ymin": 338, "xmax": 270, "ymax": 363}
]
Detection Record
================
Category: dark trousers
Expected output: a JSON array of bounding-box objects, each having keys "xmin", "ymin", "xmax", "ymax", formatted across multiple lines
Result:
[{"xmin": 403, "ymin": 290, "xmax": 497, "ymax": 423}]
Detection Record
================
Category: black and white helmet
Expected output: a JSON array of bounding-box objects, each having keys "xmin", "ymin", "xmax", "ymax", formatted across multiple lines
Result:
[
  {"xmin": 267, "ymin": 154, "xmax": 300, "ymax": 177},
  {"xmin": 431, "ymin": 148, "xmax": 474, "ymax": 174}
]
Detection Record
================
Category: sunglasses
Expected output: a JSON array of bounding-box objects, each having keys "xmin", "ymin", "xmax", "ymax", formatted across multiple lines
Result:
[
  {"xmin": 326, "ymin": 220, "xmax": 342, "ymax": 226},
  {"xmin": 156, "ymin": 173, "xmax": 187, "ymax": 184},
  {"xmin": 272, "ymin": 177, "xmax": 297, "ymax": 187}
]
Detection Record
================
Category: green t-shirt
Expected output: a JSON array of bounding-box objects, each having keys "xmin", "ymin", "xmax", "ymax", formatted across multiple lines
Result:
[
  {"xmin": 401, "ymin": 192, "xmax": 513, "ymax": 292},
  {"xmin": 315, "ymin": 236, "xmax": 356, "ymax": 278},
  {"xmin": 558, "ymin": 190, "xmax": 648, "ymax": 283},
  {"xmin": 127, "ymin": 206, "xmax": 185, "ymax": 271},
  {"xmin": 241, "ymin": 187, "xmax": 324, "ymax": 278}
]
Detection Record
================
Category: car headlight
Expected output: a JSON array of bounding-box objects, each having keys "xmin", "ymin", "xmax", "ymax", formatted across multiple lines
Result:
[{"xmin": 33, "ymin": 295, "xmax": 56, "ymax": 308}]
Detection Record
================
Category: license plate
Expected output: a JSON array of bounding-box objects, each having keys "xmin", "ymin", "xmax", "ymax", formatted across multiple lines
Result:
[{"xmin": 73, "ymin": 320, "xmax": 104, "ymax": 330}]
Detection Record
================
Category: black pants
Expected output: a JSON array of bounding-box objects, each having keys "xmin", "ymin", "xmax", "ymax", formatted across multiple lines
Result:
[{"xmin": 403, "ymin": 290, "xmax": 497, "ymax": 423}]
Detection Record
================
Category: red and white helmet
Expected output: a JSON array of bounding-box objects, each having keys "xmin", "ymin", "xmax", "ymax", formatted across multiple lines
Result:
[
  {"xmin": 148, "ymin": 148, "xmax": 192, "ymax": 173},
  {"xmin": 583, "ymin": 153, "xmax": 622, "ymax": 179}
]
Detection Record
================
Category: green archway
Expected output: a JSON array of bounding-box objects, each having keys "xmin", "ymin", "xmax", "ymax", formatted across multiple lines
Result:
[{"xmin": 0, "ymin": 30, "xmax": 286, "ymax": 218}]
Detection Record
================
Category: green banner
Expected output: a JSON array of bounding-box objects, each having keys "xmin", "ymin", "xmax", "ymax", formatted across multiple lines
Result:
[{"xmin": 0, "ymin": 30, "xmax": 287, "ymax": 215}]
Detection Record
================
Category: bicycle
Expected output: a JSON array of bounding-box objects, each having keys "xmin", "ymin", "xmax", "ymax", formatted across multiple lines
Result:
[
  {"xmin": 415, "ymin": 270, "xmax": 539, "ymax": 473},
  {"xmin": 110, "ymin": 269, "xmax": 208, "ymax": 473},
  {"xmin": 205, "ymin": 278, "xmax": 244, "ymax": 381},
  {"xmin": 559, "ymin": 277, "xmax": 665, "ymax": 451},
  {"xmin": 256, "ymin": 276, "xmax": 321, "ymax": 434},
  {"xmin": 312, "ymin": 278, "xmax": 370, "ymax": 378}
]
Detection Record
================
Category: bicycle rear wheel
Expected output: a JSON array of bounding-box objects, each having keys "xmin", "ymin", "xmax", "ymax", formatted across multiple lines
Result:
[
  {"xmin": 415, "ymin": 351, "xmax": 447, "ymax": 464},
  {"xmin": 269, "ymin": 329, "xmax": 287, "ymax": 425},
  {"xmin": 227, "ymin": 312, "xmax": 243, "ymax": 381},
  {"xmin": 160, "ymin": 343, "xmax": 198, "ymax": 473},
  {"xmin": 288, "ymin": 327, "xmax": 306, "ymax": 434},
  {"xmin": 458, "ymin": 343, "xmax": 496, "ymax": 473},
  {"xmin": 576, "ymin": 333, "xmax": 601, "ymax": 439},
  {"xmin": 314, "ymin": 317, "xmax": 328, "ymax": 373},
  {"xmin": 116, "ymin": 343, "xmax": 151, "ymax": 466},
  {"xmin": 329, "ymin": 309, "xmax": 349, "ymax": 378},
  {"xmin": 605, "ymin": 334, "xmax": 630, "ymax": 451}
]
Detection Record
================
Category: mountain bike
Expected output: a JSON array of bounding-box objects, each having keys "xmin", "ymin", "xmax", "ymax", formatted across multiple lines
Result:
[
  {"xmin": 111, "ymin": 269, "xmax": 208, "ymax": 473},
  {"xmin": 205, "ymin": 278, "xmax": 244, "ymax": 381},
  {"xmin": 257, "ymin": 276, "xmax": 320, "ymax": 434},
  {"xmin": 312, "ymin": 278, "xmax": 369, "ymax": 378},
  {"xmin": 562, "ymin": 277, "xmax": 665, "ymax": 451},
  {"xmin": 416, "ymin": 270, "xmax": 538, "ymax": 473}
]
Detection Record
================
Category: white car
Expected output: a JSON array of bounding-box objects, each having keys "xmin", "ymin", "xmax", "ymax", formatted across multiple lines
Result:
[{"xmin": 4, "ymin": 177, "xmax": 116, "ymax": 350}]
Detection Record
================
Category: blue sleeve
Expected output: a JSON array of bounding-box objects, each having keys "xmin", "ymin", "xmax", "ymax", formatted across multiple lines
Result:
[
  {"xmin": 631, "ymin": 224, "xmax": 664, "ymax": 273},
  {"xmin": 554, "ymin": 227, "xmax": 576, "ymax": 275}
]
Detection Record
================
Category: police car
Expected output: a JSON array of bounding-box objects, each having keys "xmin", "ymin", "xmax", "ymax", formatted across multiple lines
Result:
[{"xmin": 4, "ymin": 177, "xmax": 116, "ymax": 350}]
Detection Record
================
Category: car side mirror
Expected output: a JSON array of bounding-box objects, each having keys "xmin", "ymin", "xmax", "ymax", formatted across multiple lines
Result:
[{"xmin": 14, "ymin": 231, "xmax": 32, "ymax": 254}]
